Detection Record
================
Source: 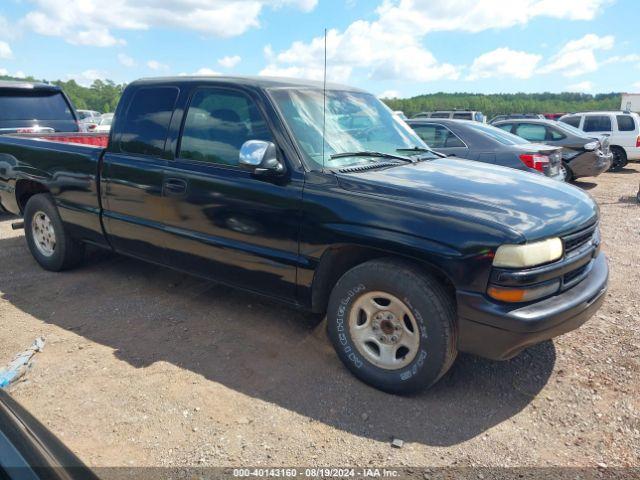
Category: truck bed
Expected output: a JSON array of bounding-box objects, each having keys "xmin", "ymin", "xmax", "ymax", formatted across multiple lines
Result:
[{"xmin": 0, "ymin": 134, "xmax": 107, "ymax": 247}]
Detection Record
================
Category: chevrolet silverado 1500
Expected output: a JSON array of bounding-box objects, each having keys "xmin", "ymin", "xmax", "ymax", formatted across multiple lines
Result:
[{"xmin": 0, "ymin": 77, "xmax": 609, "ymax": 393}]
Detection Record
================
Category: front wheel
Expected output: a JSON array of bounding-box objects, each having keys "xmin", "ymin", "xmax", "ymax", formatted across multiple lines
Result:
[
  {"xmin": 326, "ymin": 259, "xmax": 457, "ymax": 394},
  {"xmin": 24, "ymin": 193, "xmax": 85, "ymax": 271}
]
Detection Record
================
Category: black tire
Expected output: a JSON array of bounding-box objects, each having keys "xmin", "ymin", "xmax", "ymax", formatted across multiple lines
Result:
[
  {"xmin": 561, "ymin": 162, "xmax": 574, "ymax": 182},
  {"xmin": 326, "ymin": 258, "xmax": 457, "ymax": 394},
  {"xmin": 24, "ymin": 193, "xmax": 85, "ymax": 271},
  {"xmin": 609, "ymin": 147, "xmax": 627, "ymax": 172}
]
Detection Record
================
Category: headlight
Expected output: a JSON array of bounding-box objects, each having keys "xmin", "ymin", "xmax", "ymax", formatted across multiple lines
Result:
[
  {"xmin": 493, "ymin": 237, "xmax": 563, "ymax": 268},
  {"xmin": 584, "ymin": 141, "xmax": 599, "ymax": 151}
]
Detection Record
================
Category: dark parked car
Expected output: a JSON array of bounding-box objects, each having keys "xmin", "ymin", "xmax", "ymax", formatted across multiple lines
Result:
[
  {"xmin": 493, "ymin": 118, "xmax": 612, "ymax": 182},
  {"xmin": 406, "ymin": 118, "xmax": 564, "ymax": 181},
  {"xmin": 0, "ymin": 76, "xmax": 608, "ymax": 393},
  {"xmin": 0, "ymin": 390, "xmax": 97, "ymax": 480},
  {"xmin": 0, "ymin": 80, "xmax": 79, "ymax": 134},
  {"xmin": 489, "ymin": 114, "xmax": 545, "ymax": 124}
]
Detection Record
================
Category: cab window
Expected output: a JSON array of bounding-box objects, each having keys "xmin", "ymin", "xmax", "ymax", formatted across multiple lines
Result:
[
  {"xmin": 120, "ymin": 87, "xmax": 179, "ymax": 156},
  {"xmin": 179, "ymin": 88, "xmax": 273, "ymax": 166}
]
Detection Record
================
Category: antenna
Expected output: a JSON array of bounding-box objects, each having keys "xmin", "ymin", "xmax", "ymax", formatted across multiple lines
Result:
[{"xmin": 322, "ymin": 28, "xmax": 327, "ymax": 171}]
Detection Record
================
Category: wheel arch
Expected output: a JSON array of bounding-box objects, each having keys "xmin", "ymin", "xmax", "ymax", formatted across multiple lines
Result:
[
  {"xmin": 310, "ymin": 243, "xmax": 455, "ymax": 314},
  {"xmin": 15, "ymin": 180, "xmax": 50, "ymax": 214}
]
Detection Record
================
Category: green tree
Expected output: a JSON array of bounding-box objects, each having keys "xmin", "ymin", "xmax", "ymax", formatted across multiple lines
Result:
[{"xmin": 383, "ymin": 91, "xmax": 620, "ymax": 119}]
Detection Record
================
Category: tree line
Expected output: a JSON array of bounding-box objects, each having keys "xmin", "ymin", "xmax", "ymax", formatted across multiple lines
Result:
[
  {"xmin": 382, "ymin": 92, "xmax": 621, "ymax": 119},
  {"xmin": 1, "ymin": 74, "xmax": 622, "ymax": 118}
]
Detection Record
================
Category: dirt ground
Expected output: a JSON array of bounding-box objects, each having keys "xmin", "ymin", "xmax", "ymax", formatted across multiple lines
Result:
[{"xmin": 0, "ymin": 165, "xmax": 638, "ymax": 472}]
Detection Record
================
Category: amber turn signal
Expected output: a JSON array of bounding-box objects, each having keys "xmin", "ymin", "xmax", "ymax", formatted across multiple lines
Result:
[{"xmin": 487, "ymin": 280, "xmax": 560, "ymax": 303}]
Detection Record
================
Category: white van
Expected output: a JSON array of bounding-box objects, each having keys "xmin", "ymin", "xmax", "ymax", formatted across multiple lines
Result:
[
  {"xmin": 559, "ymin": 111, "xmax": 640, "ymax": 170},
  {"xmin": 413, "ymin": 110, "xmax": 486, "ymax": 123}
]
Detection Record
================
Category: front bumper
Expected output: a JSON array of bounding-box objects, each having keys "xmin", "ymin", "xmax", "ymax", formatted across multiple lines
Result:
[
  {"xmin": 568, "ymin": 150, "xmax": 612, "ymax": 178},
  {"xmin": 456, "ymin": 252, "xmax": 608, "ymax": 360}
]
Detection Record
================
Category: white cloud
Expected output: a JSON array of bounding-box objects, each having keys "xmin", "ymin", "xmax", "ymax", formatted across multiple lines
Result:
[
  {"xmin": 0, "ymin": 68, "xmax": 7, "ymax": 76},
  {"xmin": 193, "ymin": 68, "xmax": 221, "ymax": 76},
  {"xmin": 0, "ymin": 41, "xmax": 12, "ymax": 59},
  {"xmin": 378, "ymin": 90, "xmax": 401, "ymax": 99},
  {"xmin": 218, "ymin": 55, "xmax": 242, "ymax": 69},
  {"xmin": 260, "ymin": 22, "xmax": 459, "ymax": 83},
  {"xmin": 14, "ymin": 71, "xmax": 26, "ymax": 79},
  {"xmin": 72, "ymin": 28, "xmax": 125, "ymax": 47},
  {"xmin": 261, "ymin": 0, "xmax": 608, "ymax": 84},
  {"xmin": 376, "ymin": 0, "xmax": 610, "ymax": 35},
  {"xmin": 467, "ymin": 47, "xmax": 542, "ymax": 80},
  {"xmin": 117, "ymin": 53, "xmax": 136, "ymax": 67},
  {"xmin": 566, "ymin": 80, "xmax": 594, "ymax": 92},
  {"xmin": 632, "ymin": 81, "xmax": 640, "ymax": 90},
  {"xmin": 21, "ymin": 0, "xmax": 318, "ymax": 47},
  {"xmin": 67, "ymin": 69, "xmax": 107, "ymax": 87},
  {"xmin": 540, "ymin": 34, "xmax": 614, "ymax": 77},
  {"xmin": 179, "ymin": 68, "xmax": 221, "ymax": 76},
  {"xmin": 602, "ymin": 54, "xmax": 640, "ymax": 65},
  {"xmin": 147, "ymin": 60, "xmax": 169, "ymax": 71}
]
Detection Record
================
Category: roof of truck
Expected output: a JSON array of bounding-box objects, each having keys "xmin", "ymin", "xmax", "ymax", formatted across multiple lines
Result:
[
  {"xmin": 130, "ymin": 75, "xmax": 366, "ymax": 92},
  {"xmin": 0, "ymin": 80, "xmax": 62, "ymax": 91}
]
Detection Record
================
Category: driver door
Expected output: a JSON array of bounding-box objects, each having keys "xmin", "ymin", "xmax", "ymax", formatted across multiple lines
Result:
[{"xmin": 160, "ymin": 86, "xmax": 303, "ymax": 300}]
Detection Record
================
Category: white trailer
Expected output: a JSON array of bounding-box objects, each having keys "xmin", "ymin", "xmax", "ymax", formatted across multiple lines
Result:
[{"xmin": 621, "ymin": 93, "xmax": 640, "ymax": 112}]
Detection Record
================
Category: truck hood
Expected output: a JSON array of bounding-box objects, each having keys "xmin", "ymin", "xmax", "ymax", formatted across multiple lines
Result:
[{"xmin": 336, "ymin": 158, "xmax": 598, "ymax": 241}]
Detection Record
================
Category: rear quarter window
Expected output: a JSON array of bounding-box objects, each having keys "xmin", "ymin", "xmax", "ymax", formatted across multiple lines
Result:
[
  {"xmin": 583, "ymin": 115, "xmax": 612, "ymax": 132},
  {"xmin": 120, "ymin": 87, "xmax": 179, "ymax": 156},
  {"xmin": 0, "ymin": 90, "xmax": 75, "ymax": 121},
  {"xmin": 453, "ymin": 112, "xmax": 472, "ymax": 120},
  {"xmin": 616, "ymin": 115, "xmax": 636, "ymax": 132}
]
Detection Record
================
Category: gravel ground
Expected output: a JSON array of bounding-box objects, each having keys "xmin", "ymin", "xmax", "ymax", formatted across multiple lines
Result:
[{"xmin": 0, "ymin": 165, "xmax": 638, "ymax": 472}]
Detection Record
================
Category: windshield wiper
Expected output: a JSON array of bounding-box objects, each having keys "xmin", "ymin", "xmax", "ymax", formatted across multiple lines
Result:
[
  {"xmin": 396, "ymin": 146, "xmax": 444, "ymax": 160},
  {"xmin": 330, "ymin": 151, "xmax": 414, "ymax": 163}
]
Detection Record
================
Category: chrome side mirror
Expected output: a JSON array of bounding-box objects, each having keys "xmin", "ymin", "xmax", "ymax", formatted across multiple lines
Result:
[{"xmin": 239, "ymin": 140, "xmax": 284, "ymax": 176}]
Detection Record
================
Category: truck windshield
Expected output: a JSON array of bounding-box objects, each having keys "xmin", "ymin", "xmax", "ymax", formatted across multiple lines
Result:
[
  {"xmin": 0, "ymin": 90, "xmax": 75, "ymax": 121},
  {"xmin": 269, "ymin": 88, "xmax": 433, "ymax": 169}
]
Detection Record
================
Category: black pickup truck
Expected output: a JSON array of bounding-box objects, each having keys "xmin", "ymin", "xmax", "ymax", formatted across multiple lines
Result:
[{"xmin": 0, "ymin": 77, "xmax": 608, "ymax": 393}]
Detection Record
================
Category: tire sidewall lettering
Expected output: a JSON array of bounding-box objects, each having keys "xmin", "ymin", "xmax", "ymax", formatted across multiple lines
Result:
[{"xmin": 336, "ymin": 283, "xmax": 365, "ymax": 369}]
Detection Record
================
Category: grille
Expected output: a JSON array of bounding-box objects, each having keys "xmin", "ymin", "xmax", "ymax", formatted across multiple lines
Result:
[
  {"xmin": 563, "ymin": 224, "xmax": 596, "ymax": 253},
  {"xmin": 564, "ymin": 263, "xmax": 589, "ymax": 284}
]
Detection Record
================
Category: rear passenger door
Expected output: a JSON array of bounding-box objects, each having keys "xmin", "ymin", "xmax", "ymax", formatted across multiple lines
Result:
[
  {"xmin": 411, "ymin": 123, "xmax": 469, "ymax": 158},
  {"xmin": 100, "ymin": 86, "xmax": 179, "ymax": 262},
  {"xmin": 159, "ymin": 86, "xmax": 303, "ymax": 300}
]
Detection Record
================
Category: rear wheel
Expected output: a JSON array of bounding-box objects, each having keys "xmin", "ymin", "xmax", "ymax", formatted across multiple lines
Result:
[
  {"xmin": 326, "ymin": 259, "xmax": 457, "ymax": 394},
  {"xmin": 560, "ymin": 162, "xmax": 574, "ymax": 182},
  {"xmin": 609, "ymin": 147, "xmax": 627, "ymax": 172},
  {"xmin": 24, "ymin": 194, "xmax": 85, "ymax": 271}
]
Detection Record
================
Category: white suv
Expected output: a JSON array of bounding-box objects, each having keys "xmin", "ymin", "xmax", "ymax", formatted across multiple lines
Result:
[{"xmin": 559, "ymin": 111, "xmax": 640, "ymax": 171}]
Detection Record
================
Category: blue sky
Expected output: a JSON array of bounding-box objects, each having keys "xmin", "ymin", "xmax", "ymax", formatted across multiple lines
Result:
[{"xmin": 0, "ymin": 0, "xmax": 638, "ymax": 98}]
